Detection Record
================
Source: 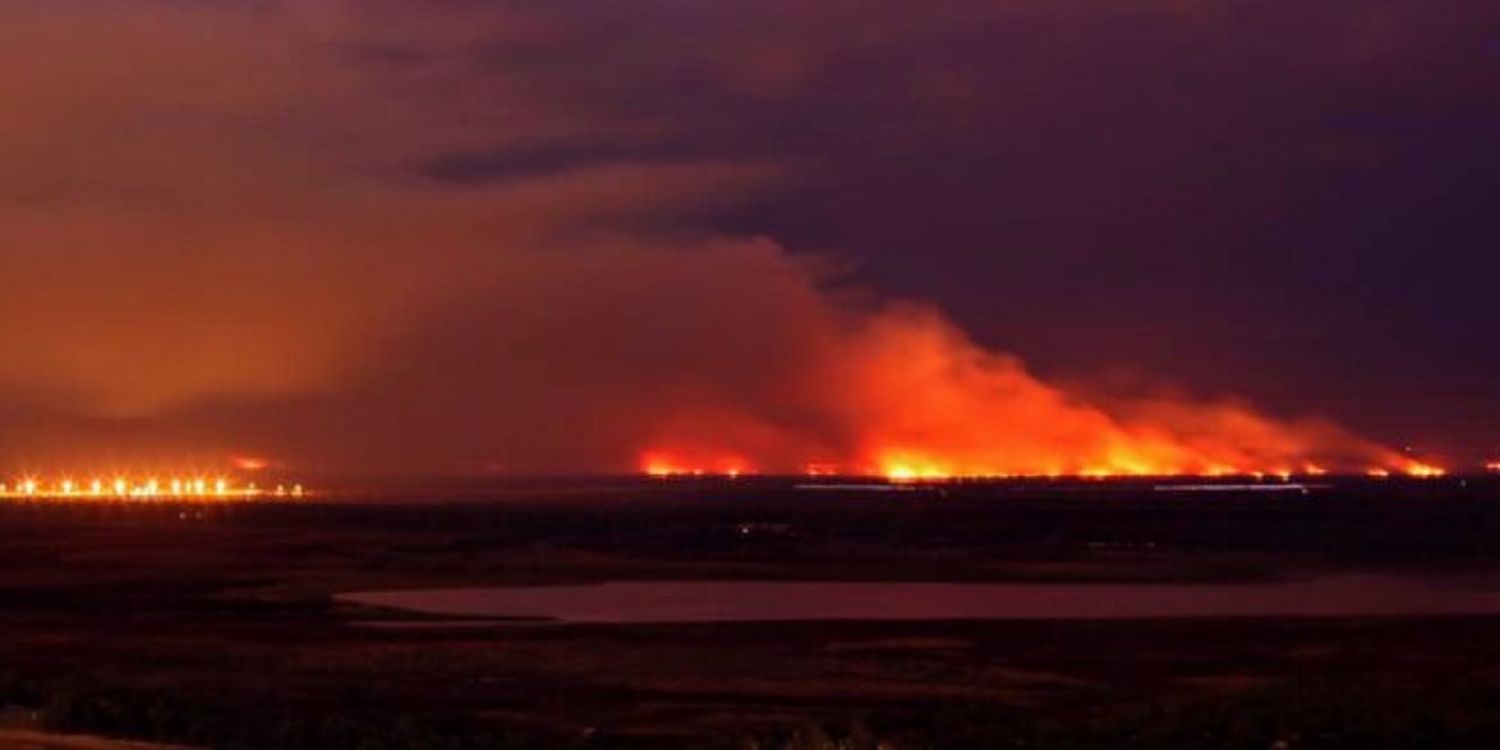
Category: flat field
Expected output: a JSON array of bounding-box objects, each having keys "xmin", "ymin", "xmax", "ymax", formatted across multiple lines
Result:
[{"xmin": 3, "ymin": 477, "xmax": 1500, "ymax": 748}]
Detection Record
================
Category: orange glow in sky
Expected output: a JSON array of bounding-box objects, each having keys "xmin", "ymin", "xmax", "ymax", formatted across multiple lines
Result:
[{"xmin": 231, "ymin": 455, "xmax": 271, "ymax": 471}]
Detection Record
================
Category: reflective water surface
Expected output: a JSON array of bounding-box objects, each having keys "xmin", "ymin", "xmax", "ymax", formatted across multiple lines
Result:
[{"xmin": 341, "ymin": 575, "xmax": 1500, "ymax": 624}]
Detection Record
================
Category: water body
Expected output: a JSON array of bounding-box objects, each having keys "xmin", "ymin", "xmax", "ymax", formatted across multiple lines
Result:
[{"xmin": 340, "ymin": 575, "xmax": 1500, "ymax": 625}]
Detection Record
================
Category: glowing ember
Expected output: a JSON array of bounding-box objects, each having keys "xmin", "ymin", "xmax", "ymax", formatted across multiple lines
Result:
[
  {"xmin": 0, "ymin": 474, "xmax": 301, "ymax": 501},
  {"xmin": 1486, "ymin": 461, "xmax": 1500, "ymax": 473}
]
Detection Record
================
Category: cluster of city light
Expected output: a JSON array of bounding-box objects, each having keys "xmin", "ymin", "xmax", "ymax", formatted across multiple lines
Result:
[
  {"xmin": 0, "ymin": 475, "xmax": 304, "ymax": 501},
  {"xmin": 1487, "ymin": 461, "xmax": 1500, "ymax": 474}
]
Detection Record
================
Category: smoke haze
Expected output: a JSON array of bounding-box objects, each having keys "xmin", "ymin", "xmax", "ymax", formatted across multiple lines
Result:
[{"xmin": 2, "ymin": 1, "xmax": 1493, "ymax": 474}]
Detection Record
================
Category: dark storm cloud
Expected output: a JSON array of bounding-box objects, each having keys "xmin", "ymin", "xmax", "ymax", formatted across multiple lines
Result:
[{"xmin": 0, "ymin": 0, "xmax": 1494, "ymax": 472}]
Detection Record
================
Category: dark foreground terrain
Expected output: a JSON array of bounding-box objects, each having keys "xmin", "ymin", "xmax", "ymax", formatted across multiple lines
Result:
[{"xmin": 4, "ymin": 476, "xmax": 1500, "ymax": 748}]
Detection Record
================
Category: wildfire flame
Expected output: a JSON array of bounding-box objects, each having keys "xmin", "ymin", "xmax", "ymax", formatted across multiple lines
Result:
[
  {"xmin": 641, "ymin": 452, "xmax": 749, "ymax": 479},
  {"xmin": 1403, "ymin": 462, "xmax": 1446, "ymax": 479},
  {"xmin": 637, "ymin": 308, "xmax": 1444, "ymax": 481}
]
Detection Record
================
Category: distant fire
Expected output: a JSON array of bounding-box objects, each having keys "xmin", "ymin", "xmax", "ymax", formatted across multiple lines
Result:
[
  {"xmin": 231, "ymin": 455, "xmax": 272, "ymax": 471},
  {"xmin": 641, "ymin": 454, "xmax": 1448, "ymax": 481},
  {"xmin": 1403, "ymin": 462, "xmax": 1446, "ymax": 479},
  {"xmin": 641, "ymin": 452, "xmax": 749, "ymax": 479},
  {"xmin": 0, "ymin": 474, "xmax": 304, "ymax": 501},
  {"xmin": 636, "ymin": 309, "xmax": 1449, "ymax": 482}
]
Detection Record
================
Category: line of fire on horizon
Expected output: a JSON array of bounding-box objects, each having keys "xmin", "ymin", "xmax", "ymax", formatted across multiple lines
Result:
[
  {"xmin": 640, "ymin": 452, "xmax": 1458, "ymax": 482},
  {"xmin": 0, "ymin": 476, "xmax": 304, "ymax": 501}
]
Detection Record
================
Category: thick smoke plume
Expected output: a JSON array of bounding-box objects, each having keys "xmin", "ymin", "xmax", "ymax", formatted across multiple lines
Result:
[{"xmin": 0, "ymin": 2, "xmax": 1450, "ymax": 476}]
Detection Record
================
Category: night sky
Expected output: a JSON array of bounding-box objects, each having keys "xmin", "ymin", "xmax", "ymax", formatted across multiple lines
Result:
[{"xmin": 1, "ymin": 1, "xmax": 1497, "ymax": 474}]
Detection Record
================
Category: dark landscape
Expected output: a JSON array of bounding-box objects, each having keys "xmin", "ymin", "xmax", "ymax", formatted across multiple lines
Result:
[
  {"xmin": 4, "ymin": 1, "xmax": 1499, "ymax": 747},
  {"xmin": 6, "ymin": 477, "xmax": 1500, "ymax": 748}
]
